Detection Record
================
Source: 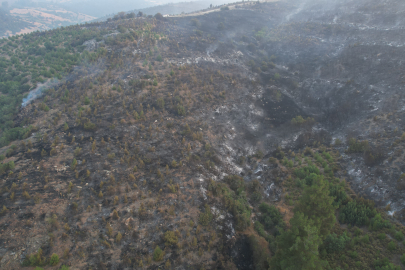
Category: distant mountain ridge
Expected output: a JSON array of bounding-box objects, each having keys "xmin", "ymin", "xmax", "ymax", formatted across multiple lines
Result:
[
  {"xmin": 93, "ymin": 0, "xmax": 232, "ymax": 22},
  {"xmin": 0, "ymin": 2, "xmax": 96, "ymax": 38},
  {"xmin": 0, "ymin": 8, "xmax": 31, "ymax": 37}
]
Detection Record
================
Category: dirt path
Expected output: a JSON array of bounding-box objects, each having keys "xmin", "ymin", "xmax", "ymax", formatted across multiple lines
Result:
[{"xmin": 166, "ymin": 0, "xmax": 280, "ymax": 18}]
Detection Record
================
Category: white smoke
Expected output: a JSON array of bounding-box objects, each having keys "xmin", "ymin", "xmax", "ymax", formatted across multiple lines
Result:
[{"xmin": 21, "ymin": 78, "xmax": 59, "ymax": 107}]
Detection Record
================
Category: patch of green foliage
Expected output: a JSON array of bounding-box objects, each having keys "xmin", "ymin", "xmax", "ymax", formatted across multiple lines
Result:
[
  {"xmin": 339, "ymin": 199, "xmax": 377, "ymax": 226},
  {"xmin": 346, "ymin": 138, "xmax": 369, "ymax": 153},
  {"xmin": 153, "ymin": 245, "xmax": 164, "ymax": 261},
  {"xmin": 163, "ymin": 231, "xmax": 178, "ymax": 246},
  {"xmin": 323, "ymin": 232, "xmax": 350, "ymax": 253},
  {"xmin": 291, "ymin": 115, "xmax": 315, "ymax": 126},
  {"xmin": 199, "ymin": 204, "xmax": 213, "ymax": 226},
  {"xmin": 22, "ymin": 248, "xmax": 44, "ymax": 267},
  {"xmin": 208, "ymin": 178, "xmax": 251, "ymax": 231},
  {"xmin": 329, "ymin": 180, "xmax": 349, "ymax": 207},
  {"xmin": 49, "ymin": 253, "xmax": 59, "ymax": 266},
  {"xmin": 374, "ymin": 257, "xmax": 401, "ymax": 270},
  {"xmin": 257, "ymin": 203, "xmax": 285, "ymax": 232},
  {"xmin": 0, "ymin": 160, "xmax": 15, "ymax": 175}
]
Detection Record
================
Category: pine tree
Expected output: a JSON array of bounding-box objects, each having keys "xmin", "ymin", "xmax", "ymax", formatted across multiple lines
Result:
[
  {"xmin": 271, "ymin": 212, "xmax": 327, "ymax": 270},
  {"xmin": 294, "ymin": 175, "xmax": 336, "ymax": 238},
  {"xmin": 153, "ymin": 246, "xmax": 164, "ymax": 261}
]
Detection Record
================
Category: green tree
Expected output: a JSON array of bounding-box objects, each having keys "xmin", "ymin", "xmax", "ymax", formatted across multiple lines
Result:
[
  {"xmin": 71, "ymin": 158, "xmax": 77, "ymax": 170},
  {"xmin": 49, "ymin": 253, "xmax": 59, "ymax": 265},
  {"xmin": 294, "ymin": 175, "xmax": 336, "ymax": 238},
  {"xmin": 271, "ymin": 212, "xmax": 327, "ymax": 270},
  {"xmin": 157, "ymin": 97, "xmax": 165, "ymax": 109},
  {"xmin": 153, "ymin": 245, "xmax": 164, "ymax": 261},
  {"xmin": 164, "ymin": 231, "xmax": 178, "ymax": 246}
]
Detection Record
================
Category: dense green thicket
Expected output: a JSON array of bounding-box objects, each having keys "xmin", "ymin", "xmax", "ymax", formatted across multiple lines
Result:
[
  {"xmin": 269, "ymin": 149, "xmax": 403, "ymax": 270},
  {"xmin": 339, "ymin": 200, "xmax": 377, "ymax": 226},
  {"xmin": 208, "ymin": 148, "xmax": 403, "ymax": 270},
  {"xmin": 254, "ymin": 203, "xmax": 285, "ymax": 253},
  {"xmin": 323, "ymin": 232, "xmax": 350, "ymax": 254}
]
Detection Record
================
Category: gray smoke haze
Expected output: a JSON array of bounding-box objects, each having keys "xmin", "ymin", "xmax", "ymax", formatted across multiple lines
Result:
[
  {"xmin": 21, "ymin": 79, "xmax": 59, "ymax": 107},
  {"xmin": 283, "ymin": 0, "xmax": 405, "ymax": 29}
]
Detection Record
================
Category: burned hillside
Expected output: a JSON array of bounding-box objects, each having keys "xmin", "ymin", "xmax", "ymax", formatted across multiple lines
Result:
[{"xmin": 2, "ymin": 0, "xmax": 405, "ymax": 269}]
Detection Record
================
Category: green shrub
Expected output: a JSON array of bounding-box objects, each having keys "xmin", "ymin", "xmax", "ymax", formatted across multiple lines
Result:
[
  {"xmin": 22, "ymin": 248, "xmax": 44, "ymax": 266},
  {"xmin": 354, "ymin": 227, "xmax": 362, "ymax": 236},
  {"xmin": 153, "ymin": 246, "xmax": 164, "ymax": 261},
  {"xmin": 157, "ymin": 98, "xmax": 165, "ymax": 109},
  {"xmin": 258, "ymin": 203, "xmax": 284, "ymax": 231},
  {"xmin": 339, "ymin": 200, "xmax": 376, "ymax": 226},
  {"xmin": 291, "ymin": 115, "xmax": 315, "ymax": 126},
  {"xmin": 346, "ymin": 138, "xmax": 369, "ymax": 153},
  {"xmin": 294, "ymin": 165, "xmax": 320, "ymax": 179},
  {"xmin": 0, "ymin": 161, "xmax": 15, "ymax": 175},
  {"xmin": 388, "ymin": 241, "xmax": 397, "ymax": 251},
  {"xmin": 370, "ymin": 214, "xmax": 391, "ymax": 231},
  {"xmin": 395, "ymin": 231, "xmax": 404, "ymax": 241},
  {"xmin": 323, "ymin": 232, "xmax": 350, "ymax": 253},
  {"xmin": 199, "ymin": 204, "xmax": 213, "ymax": 226},
  {"xmin": 164, "ymin": 231, "xmax": 178, "ymax": 246},
  {"xmin": 83, "ymin": 121, "xmax": 96, "ymax": 130},
  {"xmin": 349, "ymin": 251, "xmax": 358, "ymax": 258},
  {"xmin": 49, "ymin": 253, "xmax": 59, "ymax": 265},
  {"xmin": 224, "ymin": 175, "xmax": 245, "ymax": 195},
  {"xmin": 361, "ymin": 234, "xmax": 369, "ymax": 244},
  {"xmin": 374, "ymin": 257, "xmax": 401, "ymax": 270},
  {"xmin": 176, "ymin": 105, "xmax": 186, "ymax": 116},
  {"xmin": 294, "ymin": 165, "xmax": 322, "ymax": 186},
  {"xmin": 254, "ymin": 221, "xmax": 267, "ymax": 238},
  {"xmin": 71, "ymin": 158, "xmax": 77, "ymax": 170}
]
